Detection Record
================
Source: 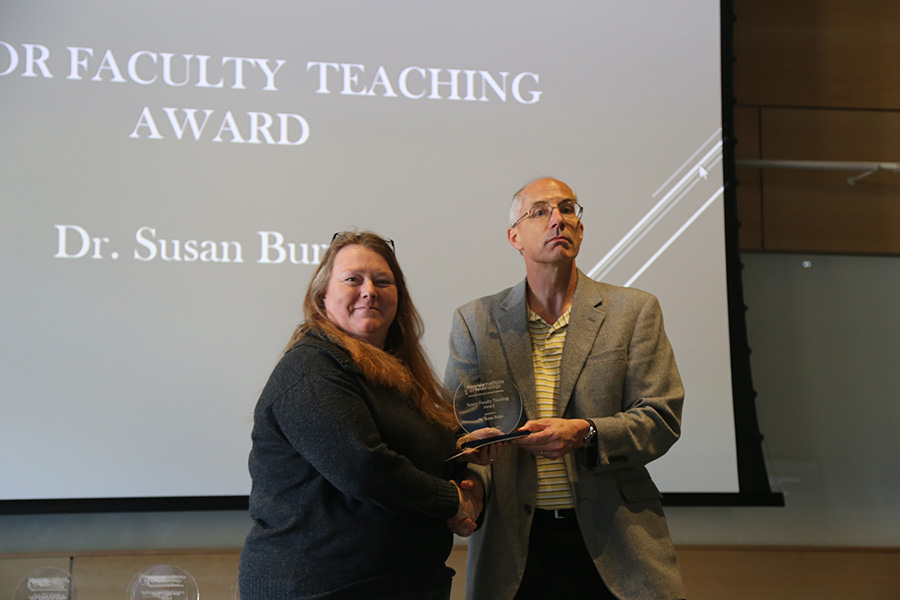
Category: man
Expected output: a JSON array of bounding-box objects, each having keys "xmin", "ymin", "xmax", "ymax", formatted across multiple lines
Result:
[{"xmin": 446, "ymin": 177, "xmax": 686, "ymax": 600}]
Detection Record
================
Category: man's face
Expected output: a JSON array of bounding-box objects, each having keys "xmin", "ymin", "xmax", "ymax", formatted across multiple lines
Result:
[{"xmin": 507, "ymin": 178, "xmax": 583, "ymax": 266}]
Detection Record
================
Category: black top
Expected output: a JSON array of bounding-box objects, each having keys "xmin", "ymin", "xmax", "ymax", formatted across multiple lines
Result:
[{"xmin": 239, "ymin": 331, "xmax": 462, "ymax": 600}]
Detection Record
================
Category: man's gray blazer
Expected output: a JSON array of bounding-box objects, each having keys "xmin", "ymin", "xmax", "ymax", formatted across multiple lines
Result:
[{"xmin": 445, "ymin": 270, "xmax": 686, "ymax": 600}]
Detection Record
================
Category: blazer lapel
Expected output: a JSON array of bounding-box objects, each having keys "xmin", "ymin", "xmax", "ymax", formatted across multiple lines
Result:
[
  {"xmin": 558, "ymin": 270, "xmax": 606, "ymax": 416},
  {"xmin": 496, "ymin": 279, "xmax": 538, "ymax": 420}
]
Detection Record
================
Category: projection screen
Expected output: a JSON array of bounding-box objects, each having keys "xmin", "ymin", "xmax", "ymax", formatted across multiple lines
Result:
[{"xmin": 0, "ymin": 0, "xmax": 760, "ymax": 510}]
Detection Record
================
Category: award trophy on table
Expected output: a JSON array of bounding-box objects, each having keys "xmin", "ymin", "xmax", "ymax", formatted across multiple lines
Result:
[
  {"xmin": 14, "ymin": 567, "xmax": 78, "ymax": 600},
  {"xmin": 127, "ymin": 564, "xmax": 199, "ymax": 600}
]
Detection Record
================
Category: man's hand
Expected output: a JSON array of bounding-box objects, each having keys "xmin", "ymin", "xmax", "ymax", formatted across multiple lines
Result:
[
  {"xmin": 511, "ymin": 418, "xmax": 591, "ymax": 460},
  {"xmin": 446, "ymin": 477, "xmax": 484, "ymax": 537}
]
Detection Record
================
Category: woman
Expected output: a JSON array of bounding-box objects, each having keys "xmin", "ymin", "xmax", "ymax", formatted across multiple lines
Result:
[{"xmin": 239, "ymin": 231, "xmax": 480, "ymax": 600}]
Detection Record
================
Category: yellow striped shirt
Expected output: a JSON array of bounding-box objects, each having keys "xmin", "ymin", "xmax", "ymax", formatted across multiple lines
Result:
[{"xmin": 529, "ymin": 307, "xmax": 574, "ymax": 509}]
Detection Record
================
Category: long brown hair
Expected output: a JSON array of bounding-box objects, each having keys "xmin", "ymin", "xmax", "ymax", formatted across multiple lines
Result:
[{"xmin": 286, "ymin": 230, "xmax": 457, "ymax": 430}]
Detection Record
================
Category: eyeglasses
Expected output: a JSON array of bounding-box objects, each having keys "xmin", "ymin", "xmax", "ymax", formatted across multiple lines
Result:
[
  {"xmin": 512, "ymin": 200, "xmax": 583, "ymax": 228},
  {"xmin": 331, "ymin": 231, "xmax": 396, "ymax": 253}
]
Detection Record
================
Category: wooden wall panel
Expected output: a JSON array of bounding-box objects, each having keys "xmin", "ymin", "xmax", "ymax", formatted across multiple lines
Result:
[
  {"xmin": 762, "ymin": 170, "xmax": 900, "ymax": 253},
  {"xmin": 678, "ymin": 546, "xmax": 900, "ymax": 600},
  {"xmin": 734, "ymin": 106, "xmax": 763, "ymax": 250},
  {"xmin": 734, "ymin": 0, "xmax": 900, "ymax": 254},
  {"xmin": 734, "ymin": 0, "xmax": 900, "ymax": 110},
  {"xmin": 761, "ymin": 108, "xmax": 900, "ymax": 161},
  {"xmin": 3, "ymin": 546, "xmax": 899, "ymax": 600},
  {"xmin": 758, "ymin": 108, "xmax": 900, "ymax": 253}
]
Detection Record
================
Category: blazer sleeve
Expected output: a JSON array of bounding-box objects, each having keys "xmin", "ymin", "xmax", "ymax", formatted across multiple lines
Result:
[{"xmin": 584, "ymin": 293, "xmax": 684, "ymax": 471}]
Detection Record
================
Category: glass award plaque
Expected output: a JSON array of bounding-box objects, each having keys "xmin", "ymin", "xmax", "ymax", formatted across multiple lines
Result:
[
  {"xmin": 14, "ymin": 567, "xmax": 78, "ymax": 600},
  {"xmin": 453, "ymin": 378, "xmax": 530, "ymax": 450},
  {"xmin": 127, "ymin": 565, "xmax": 199, "ymax": 600}
]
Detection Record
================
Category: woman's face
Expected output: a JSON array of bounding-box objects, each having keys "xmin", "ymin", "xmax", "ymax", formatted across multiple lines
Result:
[{"xmin": 323, "ymin": 244, "xmax": 399, "ymax": 348}]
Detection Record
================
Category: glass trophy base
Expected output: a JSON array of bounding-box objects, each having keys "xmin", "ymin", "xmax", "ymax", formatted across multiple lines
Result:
[{"xmin": 459, "ymin": 429, "xmax": 530, "ymax": 449}]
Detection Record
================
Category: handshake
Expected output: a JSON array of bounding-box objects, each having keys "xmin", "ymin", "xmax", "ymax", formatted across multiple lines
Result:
[
  {"xmin": 445, "ymin": 427, "xmax": 510, "ymax": 537},
  {"xmin": 447, "ymin": 477, "xmax": 483, "ymax": 537}
]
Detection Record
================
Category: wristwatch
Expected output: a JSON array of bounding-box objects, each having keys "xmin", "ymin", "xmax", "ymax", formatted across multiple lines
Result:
[{"xmin": 583, "ymin": 420, "xmax": 597, "ymax": 449}]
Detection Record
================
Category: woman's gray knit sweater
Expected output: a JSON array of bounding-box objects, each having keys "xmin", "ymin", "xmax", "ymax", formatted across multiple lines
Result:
[{"xmin": 239, "ymin": 332, "xmax": 463, "ymax": 599}]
